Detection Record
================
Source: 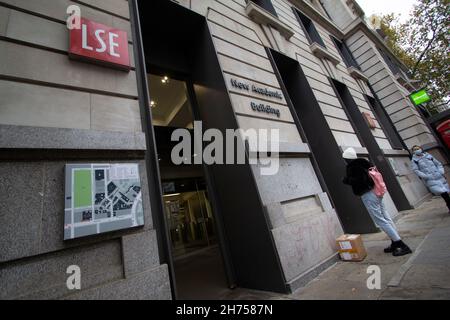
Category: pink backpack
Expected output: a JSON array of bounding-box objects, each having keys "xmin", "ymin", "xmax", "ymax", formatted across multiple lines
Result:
[{"xmin": 368, "ymin": 167, "xmax": 387, "ymax": 198}]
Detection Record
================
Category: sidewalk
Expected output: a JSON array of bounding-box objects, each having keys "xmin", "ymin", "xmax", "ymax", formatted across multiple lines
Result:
[
  {"xmin": 227, "ymin": 197, "xmax": 450, "ymax": 300},
  {"xmin": 289, "ymin": 197, "xmax": 450, "ymax": 300}
]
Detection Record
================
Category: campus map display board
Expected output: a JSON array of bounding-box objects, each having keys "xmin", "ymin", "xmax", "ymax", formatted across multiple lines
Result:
[{"xmin": 64, "ymin": 164, "xmax": 144, "ymax": 240}]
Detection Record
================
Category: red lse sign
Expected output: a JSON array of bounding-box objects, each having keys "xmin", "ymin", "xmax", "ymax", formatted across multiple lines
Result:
[{"xmin": 69, "ymin": 18, "xmax": 130, "ymax": 71}]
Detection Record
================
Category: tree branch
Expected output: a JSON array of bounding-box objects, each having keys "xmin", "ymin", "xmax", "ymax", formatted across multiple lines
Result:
[{"xmin": 411, "ymin": 26, "xmax": 442, "ymax": 77}]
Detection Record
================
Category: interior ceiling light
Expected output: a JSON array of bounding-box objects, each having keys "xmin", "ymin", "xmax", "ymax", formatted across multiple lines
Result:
[
  {"xmin": 164, "ymin": 193, "xmax": 181, "ymax": 197},
  {"xmin": 161, "ymin": 76, "xmax": 170, "ymax": 84}
]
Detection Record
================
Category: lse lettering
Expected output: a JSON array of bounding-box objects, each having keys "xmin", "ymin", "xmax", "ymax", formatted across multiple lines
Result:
[
  {"xmin": 69, "ymin": 18, "xmax": 130, "ymax": 71},
  {"xmin": 81, "ymin": 25, "xmax": 121, "ymax": 58}
]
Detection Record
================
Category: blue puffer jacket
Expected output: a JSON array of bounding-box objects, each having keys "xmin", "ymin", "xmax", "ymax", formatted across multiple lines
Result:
[{"xmin": 411, "ymin": 152, "xmax": 449, "ymax": 195}]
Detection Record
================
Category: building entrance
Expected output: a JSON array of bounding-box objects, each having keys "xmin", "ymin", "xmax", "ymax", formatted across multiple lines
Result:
[
  {"xmin": 148, "ymin": 73, "xmax": 230, "ymax": 299},
  {"xmin": 135, "ymin": 0, "xmax": 288, "ymax": 297},
  {"xmin": 163, "ymin": 178, "xmax": 217, "ymax": 258}
]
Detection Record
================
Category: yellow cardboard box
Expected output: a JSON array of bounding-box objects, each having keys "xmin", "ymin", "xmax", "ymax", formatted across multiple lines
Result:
[{"xmin": 336, "ymin": 234, "xmax": 367, "ymax": 262}]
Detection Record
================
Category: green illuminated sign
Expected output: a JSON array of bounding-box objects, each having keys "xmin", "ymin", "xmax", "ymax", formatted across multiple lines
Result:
[{"xmin": 410, "ymin": 89, "xmax": 431, "ymax": 106}]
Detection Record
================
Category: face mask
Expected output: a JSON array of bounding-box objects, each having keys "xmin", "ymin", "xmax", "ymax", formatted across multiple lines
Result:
[{"xmin": 414, "ymin": 149, "xmax": 423, "ymax": 156}]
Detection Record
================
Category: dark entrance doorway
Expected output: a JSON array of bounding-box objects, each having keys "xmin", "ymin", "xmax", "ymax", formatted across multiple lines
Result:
[
  {"xmin": 268, "ymin": 49, "xmax": 377, "ymax": 234},
  {"xmin": 148, "ymin": 73, "xmax": 229, "ymax": 299},
  {"xmin": 131, "ymin": 0, "xmax": 288, "ymax": 298}
]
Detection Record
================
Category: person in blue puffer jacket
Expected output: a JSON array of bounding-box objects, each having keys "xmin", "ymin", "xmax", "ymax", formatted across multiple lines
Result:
[{"xmin": 411, "ymin": 145, "xmax": 450, "ymax": 213}]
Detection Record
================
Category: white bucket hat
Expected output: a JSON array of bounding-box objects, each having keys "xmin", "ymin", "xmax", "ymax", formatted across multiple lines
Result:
[{"xmin": 342, "ymin": 147, "xmax": 358, "ymax": 160}]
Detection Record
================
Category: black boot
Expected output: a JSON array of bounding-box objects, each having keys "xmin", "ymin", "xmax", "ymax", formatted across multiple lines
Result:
[
  {"xmin": 392, "ymin": 240, "xmax": 412, "ymax": 257},
  {"xmin": 384, "ymin": 241, "xmax": 395, "ymax": 253}
]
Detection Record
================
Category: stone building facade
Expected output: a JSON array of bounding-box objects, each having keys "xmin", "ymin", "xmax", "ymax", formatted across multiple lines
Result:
[
  {"xmin": 0, "ymin": 0, "xmax": 441, "ymax": 299},
  {"xmin": 320, "ymin": 0, "xmax": 449, "ymax": 172}
]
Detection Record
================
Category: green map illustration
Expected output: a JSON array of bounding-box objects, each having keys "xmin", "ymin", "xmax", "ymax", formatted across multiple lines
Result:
[{"xmin": 64, "ymin": 164, "xmax": 144, "ymax": 240}]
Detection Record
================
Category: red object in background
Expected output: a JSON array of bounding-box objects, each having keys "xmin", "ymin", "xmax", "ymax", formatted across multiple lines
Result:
[
  {"xmin": 362, "ymin": 112, "xmax": 377, "ymax": 129},
  {"xmin": 437, "ymin": 120, "xmax": 450, "ymax": 150},
  {"xmin": 69, "ymin": 18, "xmax": 130, "ymax": 71}
]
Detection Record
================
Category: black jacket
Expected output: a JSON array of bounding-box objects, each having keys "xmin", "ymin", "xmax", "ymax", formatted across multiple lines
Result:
[{"xmin": 343, "ymin": 158, "xmax": 374, "ymax": 196}]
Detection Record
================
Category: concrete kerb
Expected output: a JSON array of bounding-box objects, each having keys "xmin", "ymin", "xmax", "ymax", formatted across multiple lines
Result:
[{"xmin": 387, "ymin": 230, "xmax": 432, "ymax": 287}]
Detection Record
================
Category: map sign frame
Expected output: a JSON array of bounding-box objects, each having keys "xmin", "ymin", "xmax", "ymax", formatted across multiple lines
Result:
[{"xmin": 64, "ymin": 163, "xmax": 145, "ymax": 240}]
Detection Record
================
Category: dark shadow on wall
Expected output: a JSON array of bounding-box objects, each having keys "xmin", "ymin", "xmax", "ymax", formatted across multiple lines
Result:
[
  {"xmin": 331, "ymin": 79, "xmax": 412, "ymax": 212},
  {"xmin": 268, "ymin": 48, "xmax": 378, "ymax": 234}
]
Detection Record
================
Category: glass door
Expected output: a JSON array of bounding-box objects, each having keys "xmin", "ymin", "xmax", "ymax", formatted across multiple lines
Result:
[{"xmin": 163, "ymin": 179, "xmax": 218, "ymax": 258}]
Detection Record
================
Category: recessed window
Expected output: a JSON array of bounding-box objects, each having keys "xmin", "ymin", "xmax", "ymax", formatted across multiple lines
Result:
[
  {"xmin": 294, "ymin": 9, "xmax": 326, "ymax": 48},
  {"xmin": 332, "ymin": 37, "xmax": 360, "ymax": 69},
  {"xmin": 248, "ymin": 0, "xmax": 278, "ymax": 17},
  {"xmin": 365, "ymin": 94, "xmax": 404, "ymax": 149},
  {"xmin": 378, "ymin": 48, "xmax": 402, "ymax": 76}
]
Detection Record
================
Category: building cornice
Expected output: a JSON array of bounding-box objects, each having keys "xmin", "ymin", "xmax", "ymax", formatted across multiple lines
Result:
[
  {"xmin": 310, "ymin": 42, "xmax": 341, "ymax": 65},
  {"xmin": 348, "ymin": 66, "xmax": 368, "ymax": 82},
  {"xmin": 342, "ymin": 18, "xmax": 409, "ymax": 71},
  {"xmin": 246, "ymin": 2, "xmax": 294, "ymax": 39},
  {"xmin": 348, "ymin": 0, "xmax": 365, "ymax": 18},
  {"xmin": 287, "ymin": 1, "xmax": 411, "ymax": 74},
  {"xmin": 286, "ymin": 1, "xmax": 412, "ymax": 82}
]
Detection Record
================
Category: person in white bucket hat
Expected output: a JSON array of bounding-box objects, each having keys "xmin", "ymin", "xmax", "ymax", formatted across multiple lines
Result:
[
  {"xmin": 342, "ymin": 147, "xmax": 358, "ymax": 160},
  {"xmin": 342, "ymin": 148, "xmax": 412, "ymax": 257}
]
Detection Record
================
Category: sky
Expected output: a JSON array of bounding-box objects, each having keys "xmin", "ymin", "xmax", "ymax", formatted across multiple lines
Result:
[{"xmin": 356, "ymin": 0, "xmax": 419, "ymax": 22}]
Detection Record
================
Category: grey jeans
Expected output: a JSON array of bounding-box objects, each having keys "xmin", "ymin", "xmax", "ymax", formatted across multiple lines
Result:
[{"xmin": 361, "ymin": 191, "xmax": 401, "ymax": 242}]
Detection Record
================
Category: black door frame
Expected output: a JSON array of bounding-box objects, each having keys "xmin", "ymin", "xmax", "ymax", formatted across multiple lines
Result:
[
  {"xmin": 145, "ymin": 70, "xmax": 238, "ymax": 293},
  {"xmin": 366, "ymin": 85, "xmax": 409, "ymax": 152},
  {"xmin": 185, "ymin": 80, "xmax": 238, "ymax": 289},
  {"xmin": 330, "ymin": 79, "xmax": 412, "ymax": 211},
  {"xmin": 267, "ymin": 48, "xmax": 377, "ymax": 234},
  {"xmin": 265, "ymin": 48, "xmax": 334, "ymax": 211},
  {"xmin": 129, "ymin": 0, "xmax": 178, "ymax": 299},
  {"xmin": 129, "ymin": 35, "xmax": 237, "ymax": 297}
]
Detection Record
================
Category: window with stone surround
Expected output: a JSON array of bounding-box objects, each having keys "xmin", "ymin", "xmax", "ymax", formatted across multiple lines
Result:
[
  {"xmin": 331, "ymin": 36, "xmax": 360, "ymax": 69},
  {"xmin": 294, "ymin": 9, "xmax": 326, "ymax": 48},
  {"xmin": 247, "ymin": 0, "xmax": 278, "ymax": 17},
  {"xmin": 379, "ymin": 47, "xmax": 412, "ymax": 77}
]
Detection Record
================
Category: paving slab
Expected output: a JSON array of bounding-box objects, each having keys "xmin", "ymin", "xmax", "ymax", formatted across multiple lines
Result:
[
  {"xmin": 219, "ymin": 198, "xmax": 450, "ymax": 300},
  {"xmin": 290, "ymin": 198, "xmax": 450, "ymax": 300}
]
